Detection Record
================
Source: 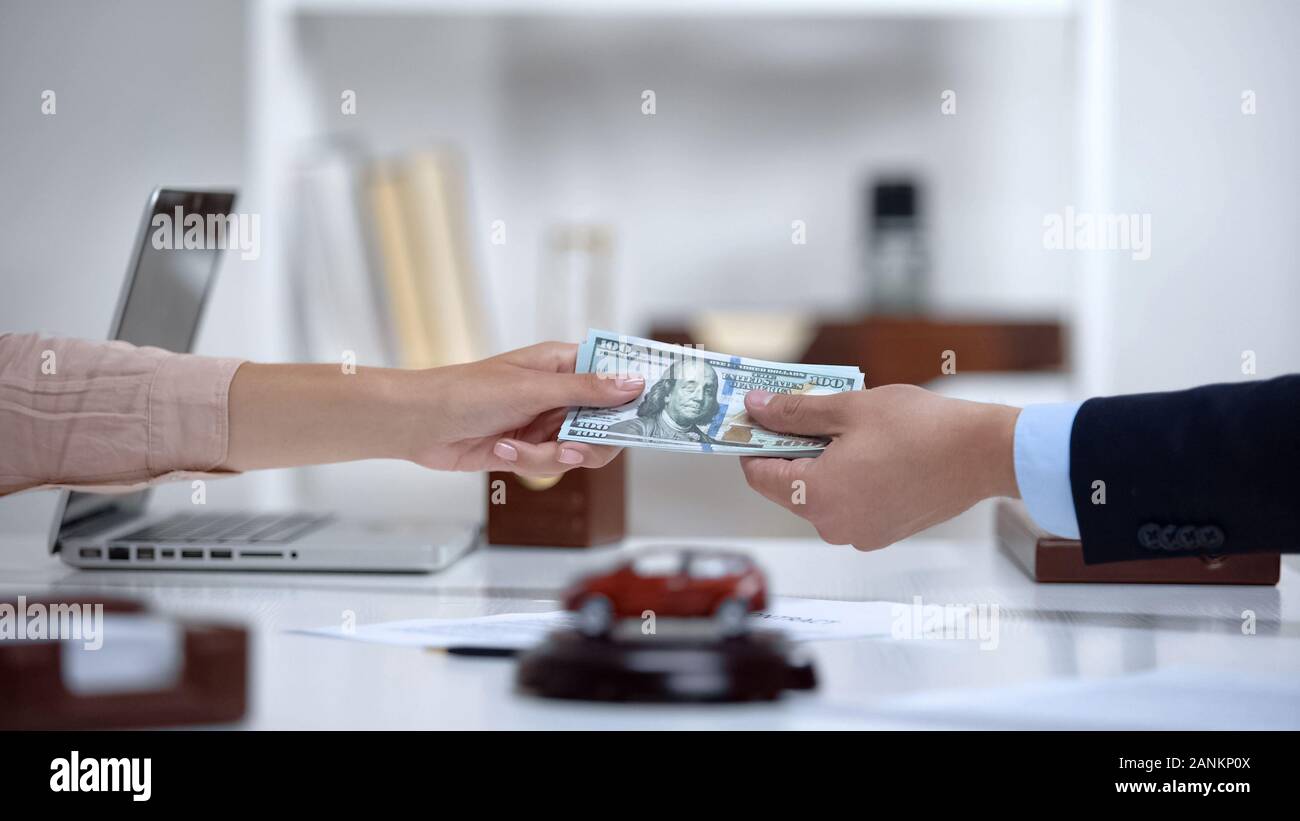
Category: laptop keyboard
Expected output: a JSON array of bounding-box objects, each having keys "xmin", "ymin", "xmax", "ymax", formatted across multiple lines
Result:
[{"xmin": 117, "ymin": 512, "xmax": 333, "ymax": 544}]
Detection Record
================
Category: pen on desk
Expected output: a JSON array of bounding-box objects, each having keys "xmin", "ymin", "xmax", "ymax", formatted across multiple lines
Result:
[{"xmin": 441, "ymin": 646, "xmax": 519, "ymax": 658}]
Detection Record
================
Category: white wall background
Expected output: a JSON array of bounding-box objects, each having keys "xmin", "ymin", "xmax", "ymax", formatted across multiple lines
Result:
[
  {"xmin": 1097, "ymin": 0, "xmax": 1300, "ymax": 394},
  {"xmin": 0, "ymin": 0, "xmax": 249, "ymax": 351}
]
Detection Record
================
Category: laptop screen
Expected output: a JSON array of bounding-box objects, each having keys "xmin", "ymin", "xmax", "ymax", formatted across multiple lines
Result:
[{"xmin": 52, "ymin": 189, "xmax": 236, "ymax": 547}]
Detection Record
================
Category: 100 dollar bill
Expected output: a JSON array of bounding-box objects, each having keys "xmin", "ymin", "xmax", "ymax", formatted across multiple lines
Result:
[{"xmin": 558, "ymin": 330, "xmax": 864, "ymax": 456}]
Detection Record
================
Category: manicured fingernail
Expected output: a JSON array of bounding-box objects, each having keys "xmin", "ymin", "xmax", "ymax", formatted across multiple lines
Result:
[
  {"xmin": 615, "ymin": 376, "xmax": 645, "ymax": 391},
  {"xmin": 557, "ymin": 448, "xmax": 584, "ymax": 465},
  {"xmin": 493, "ymin": 441, "xmax": 518, "ymax": 462},
  {"xmin": 747, "ymin": 390, "xmax": 774, "ymax": 408}
]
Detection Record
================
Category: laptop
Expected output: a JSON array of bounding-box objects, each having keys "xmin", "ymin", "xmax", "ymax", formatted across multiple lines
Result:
[{"xmin": 49, "ymin": 188, "xmax": 480, "ymax": 572}]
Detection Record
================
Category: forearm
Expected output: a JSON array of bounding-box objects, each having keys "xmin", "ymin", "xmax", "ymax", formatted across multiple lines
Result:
[
  {"xmin": 0, "ymin": 333, "xmax": 243, "ymax": 495},
  {"xmin": 962, "ymin": 401, "xmax": 1022, "ymax": 503},
  {"xmin": 1, "ymin": 333, "xmax": 629, "ymax": 495},
  {"xmin": 223, "ymin": 363, "xmax": 430, "ymax": 471}
]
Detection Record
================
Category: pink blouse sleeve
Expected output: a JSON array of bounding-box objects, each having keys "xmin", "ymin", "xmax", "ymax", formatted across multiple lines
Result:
[{"xmin": 0, "ymin": 333, "xmax": 246, "ymax": 496}]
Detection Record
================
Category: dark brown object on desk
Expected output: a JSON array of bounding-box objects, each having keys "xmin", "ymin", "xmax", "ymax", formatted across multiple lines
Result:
[
  {"xmin": 803, "ymin": 316, "xmax": 1063, "ymax": 387},
  {"xmin": 487, "ymin": 452, "xmax": 626, "ymax": 547},
  {"xmin": 517, "ymin": 628, "xmax": 816, "ymax": 702},
  {"xmin": 651, "ymin": 315, "xmax": 1065, "ymax": 388},
  {"xmin": 996, "ymin": 500, "xmax": 1281, "ymax": 585},
  {"xmin": 0, "ymin": 597, "xmax": 248, "ymax": 729}
]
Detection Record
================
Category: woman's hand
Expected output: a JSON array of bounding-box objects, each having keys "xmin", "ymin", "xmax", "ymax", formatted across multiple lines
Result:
[
  {"xmin": 408, "ymin": 342, "xmax": 643, "ymax": 474},
  {"xmin": 737, "ymin": 384, "xmax": 1021, "ymax": 551},
  {"xmin": 225, "ymin": 342, "xmax": 644, "ymax": 476}
]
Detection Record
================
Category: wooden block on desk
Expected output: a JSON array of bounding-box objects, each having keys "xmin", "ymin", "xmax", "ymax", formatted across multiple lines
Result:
[
  {"xmin": 996, "ymin": 499, "xmax": 1280, "ymax": 585},
  {"xmin": 0, "ymin": 597, "xmax": 248, "ymax": 729},
  {"xmin": 486, "ymin": 453, "xmax": 626, "ymax": 547},
  {"xmin": 650, "ymin": 316, "xmax": 1065, "ymax": 388}
]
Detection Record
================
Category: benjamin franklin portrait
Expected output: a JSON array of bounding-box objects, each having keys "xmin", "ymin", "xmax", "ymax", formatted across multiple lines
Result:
[{"xmin": 609, "ymin": 359, "xmax": 722, "ymax": 444}]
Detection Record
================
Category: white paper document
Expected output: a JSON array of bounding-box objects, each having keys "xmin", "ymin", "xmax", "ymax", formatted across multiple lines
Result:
[{"xmin": 295, "ymin": 597, "xmax": 924, "ymax": 651}]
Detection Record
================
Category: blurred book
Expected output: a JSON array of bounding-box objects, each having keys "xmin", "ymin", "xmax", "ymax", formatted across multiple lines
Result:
[
  {"xmin": 290, "ymin": 143, "xmax": 492, "ymax": 371},
  {"xmin": 387, "ymin": 148, "xmax": 490, "ymax": 367},
  {"xmin": 368, "ymin": 159, "xmax": 438, "ymax": 368},
  {"xmin": 289, "ymin": 144, "xmax": 398, "ymax": 367}
]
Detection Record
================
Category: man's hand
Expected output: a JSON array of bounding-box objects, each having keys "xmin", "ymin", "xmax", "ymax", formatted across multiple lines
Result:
[{"xmin": 739, "ymin": 385, "xmax": 1021, "ymax": 551}]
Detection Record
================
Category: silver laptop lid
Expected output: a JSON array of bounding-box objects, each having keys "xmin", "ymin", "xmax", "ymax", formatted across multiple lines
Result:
[{"xmin": 49, "ymin": 188, "xmax": 237, "ymax": 553}]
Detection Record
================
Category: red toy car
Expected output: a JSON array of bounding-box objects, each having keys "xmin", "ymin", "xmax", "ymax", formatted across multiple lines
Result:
[{"xmin": 562, "ymin": 548, "xmax": 767, "ymax": 637}]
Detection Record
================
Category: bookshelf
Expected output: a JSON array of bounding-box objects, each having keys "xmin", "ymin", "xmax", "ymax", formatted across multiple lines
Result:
[{"xmin": 243, "ymin": 0, "xmax": 1098, "ymax": 513}]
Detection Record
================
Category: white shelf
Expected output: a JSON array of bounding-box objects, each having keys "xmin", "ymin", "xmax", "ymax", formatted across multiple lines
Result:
[{"xmin": 289, "ymin": 0, "xmax": 1073, "ymax": 18}]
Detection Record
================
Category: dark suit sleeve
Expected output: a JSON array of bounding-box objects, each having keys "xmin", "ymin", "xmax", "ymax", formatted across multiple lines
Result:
[{"xmin": 1069, "ymin": 375, "xmax": 1300, "ymax": 564}]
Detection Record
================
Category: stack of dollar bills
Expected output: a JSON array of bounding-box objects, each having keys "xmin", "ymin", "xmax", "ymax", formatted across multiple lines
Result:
[{"xmin": 558, "ymin": 329, "xmax": 864, "ymax": 457}]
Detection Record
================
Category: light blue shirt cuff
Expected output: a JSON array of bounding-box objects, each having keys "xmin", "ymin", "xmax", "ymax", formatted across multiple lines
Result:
[{"xmin": 1013, "ymin": 402, "xmax": 1082, "ymax": 539}]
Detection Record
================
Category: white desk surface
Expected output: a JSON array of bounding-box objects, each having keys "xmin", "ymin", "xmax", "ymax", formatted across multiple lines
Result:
[{"xmin": 2, "ymin": 535, "xmax": 1298, "ymax": 730}]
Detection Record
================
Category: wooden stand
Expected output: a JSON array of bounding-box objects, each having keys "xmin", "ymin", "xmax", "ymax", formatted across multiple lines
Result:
[
  {"xmin": 996, "ymin": 500, "xmax": 1281, "ymax": 585},
  {"xmin": 486, "ymin": 453, "xmax": 627, "ymax": 547},
  {"xmin": 517, "ymin": 628, "xmax": 816, "ymax": 702}
]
